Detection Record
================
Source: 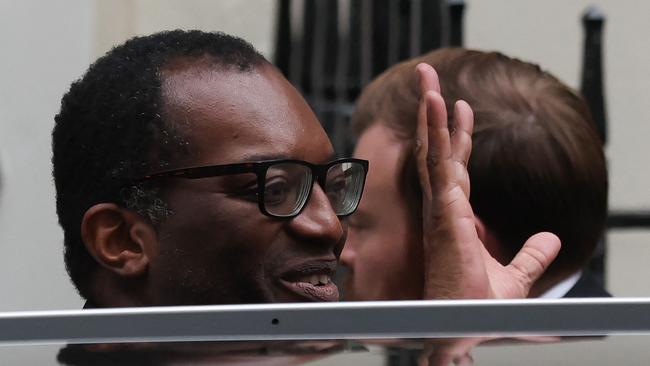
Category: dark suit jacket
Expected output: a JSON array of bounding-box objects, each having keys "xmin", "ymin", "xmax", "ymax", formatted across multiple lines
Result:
[{"xmin": 564, "ymin": 271, "xmax": 612, "ymax": 298}]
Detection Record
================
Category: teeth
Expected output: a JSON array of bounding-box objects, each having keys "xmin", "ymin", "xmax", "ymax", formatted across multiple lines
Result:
[
  {"xmin": 298, "ymin": 274, "xmax": 331, "ymax": 285},
  {"xmin": 319, "ymin": 274, "xmax": 329, "ymax": 284},
  {"xmin": 309, "ymin": 275, "xmax": 319, "ymax": 285}
]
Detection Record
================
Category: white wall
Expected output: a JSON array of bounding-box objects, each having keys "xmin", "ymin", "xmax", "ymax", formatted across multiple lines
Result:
[
  {"xmin": 94, "ymin": 0, "xmax": 275, "ymax": 58},
  {"xmin": 0, "ymin": 1, "xmax": 94, "ymax": 364},
  {"xmin": 0, "ymin": 0, "xmax": 94, "ymax": 311}
]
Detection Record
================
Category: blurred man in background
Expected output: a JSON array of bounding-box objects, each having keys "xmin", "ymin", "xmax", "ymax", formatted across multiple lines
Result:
[{"xmin": 343, "ymin": 48, "xmax": 606, "ymax": 301}]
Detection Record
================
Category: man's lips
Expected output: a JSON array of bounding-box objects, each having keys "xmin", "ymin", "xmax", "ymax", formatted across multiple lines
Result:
[{"xmin": 278, "ymin": 260, "xmax": 339, "ymax": 302}]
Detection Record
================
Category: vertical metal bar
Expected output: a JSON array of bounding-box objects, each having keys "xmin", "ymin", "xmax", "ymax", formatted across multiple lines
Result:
[
  {"xmin": 581, "ymin": 5, "xmax": 608, "ymax": 288},
  {"xmin": 420, "ymin": 0, "xmax": 444, "ymax": 53},
  {"xmin": 300, "ymin": 0, "xmax": 316, "ymax": 95},
  {"xmin": 397, "ymin": 0, "xmax": 411, "ymax": 61},
  {"xmin": 335, "ymin": 0, "xmax": 351, "ymax": 103},
  {"xmin": 311, "ymin": 0, "xmax": 329, "ymax": 104},
  {"xmin": 590, "ymin": 238, "xmax": 607, "ymax": 289},
  {"xmin": 273, "ymin": 0, "xmax": 293, "ymax": 77},
  {"xmin": 288, "ymin": 0, "xmax": 305, "ymax": 89},
  {"xmin": 447, "ymin": 0, "xmax": 465, "ymax": 47},
  {"xmin": 311, "ymin": 0, "xmax": 339, "ymax": 137},
  {"xmin": 580, "ymin": 6, "xmax": 607, "ymax": 144},
  {"xmin": 387, "ymin": 0, "xmax": 401, "ymax": 66},
  {"xmin": 347, "ymin": 0, "xmax": 363, "ymax": 100},
  {"xmin": 409, "ymin": 0, "xmax": 422, "ymax": 57},
  {"xmin": 334, "ymin": 0, "xmax": 355, "ymax": 156},
  {"xmin": 359, "ymin": 0, "xmax": 373, "ymax": 87},
  {"xmin": 323, "ymin": 0, "xmax": 340, "ymax": 101},
  {"xmin": 371, "ymin": 0, "xmax": 390, "ymax": 77}
]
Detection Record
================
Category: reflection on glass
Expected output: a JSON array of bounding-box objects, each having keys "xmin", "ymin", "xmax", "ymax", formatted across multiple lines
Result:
[
  {"xmin": 43, "ymin": 336, "xmax": 623, "ymax": 366},
  {"xmin": 56, "ymin": 340, "xmax": 360, "ymax": 366}
]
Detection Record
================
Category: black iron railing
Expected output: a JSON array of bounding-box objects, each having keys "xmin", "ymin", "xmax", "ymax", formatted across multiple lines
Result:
[{"xmin": 273, "ymin": 0, "xmax": 649, "ymax": 287}]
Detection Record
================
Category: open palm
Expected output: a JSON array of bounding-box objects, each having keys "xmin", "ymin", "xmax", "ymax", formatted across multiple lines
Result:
[{"xmin": 414, "ymin": 63, "xmax": 561, "ymax": 300}]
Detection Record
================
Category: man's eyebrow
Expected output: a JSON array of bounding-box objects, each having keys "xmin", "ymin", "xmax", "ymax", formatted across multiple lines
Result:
[
  {"xmin": 238, "ymin": 153, "xmax": 290, "ymax": 162},
  {"xmin": 237, "ymin": 152, "xmax": 339, "ymax": 163}
]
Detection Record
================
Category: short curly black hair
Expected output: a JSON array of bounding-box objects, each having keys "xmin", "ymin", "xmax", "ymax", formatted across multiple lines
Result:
[{"xmin": 53, "ymin": 30, "xmax": 267, "ymax": 300}]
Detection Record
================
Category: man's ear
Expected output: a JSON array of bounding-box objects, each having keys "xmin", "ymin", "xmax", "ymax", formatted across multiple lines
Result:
[{"xmin": 81, "ymin": 203, "xmax": 156, "ymax": 277}]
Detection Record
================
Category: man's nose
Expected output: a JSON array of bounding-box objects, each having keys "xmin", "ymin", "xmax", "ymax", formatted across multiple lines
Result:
[{"xmin": 287, "ymin": 184, "xmax": 344, "ymax": 248}]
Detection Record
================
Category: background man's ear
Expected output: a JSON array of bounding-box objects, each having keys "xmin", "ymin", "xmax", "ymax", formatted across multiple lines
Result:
[
  {"xmin": 474, "ymin": 216, "xmax": 488, "ymax": 244},
  {"xmin": 81, "ymin": 203, "xmax": 156, "ymax": 277},
  {"xmin": 475, "ymin": 216, "xmax": 509, "ymax": 266}
]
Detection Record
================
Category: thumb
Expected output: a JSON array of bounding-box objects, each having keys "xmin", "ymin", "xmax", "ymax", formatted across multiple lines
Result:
[{"xmin": 506, "ymin": 232, "xmax": 561, "ymax": 292}]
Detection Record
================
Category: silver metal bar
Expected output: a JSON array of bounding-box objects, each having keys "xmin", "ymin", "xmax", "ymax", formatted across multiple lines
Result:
[{"xmin": 2, "ymin": 299, "xmax": 650, "ymax": 345}]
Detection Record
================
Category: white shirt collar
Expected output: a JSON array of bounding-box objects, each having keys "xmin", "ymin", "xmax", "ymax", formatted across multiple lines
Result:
[{"xmin": 538, "ymin": 271, "xmax": 582, "ymax": 299}]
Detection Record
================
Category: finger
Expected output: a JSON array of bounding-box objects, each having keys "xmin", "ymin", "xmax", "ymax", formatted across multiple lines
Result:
[
  {"xmin": 415, "ymin": 91, "xmax": 433, "ymax": 200},
  {"xmin": 425, "ymin": 91, "xmax": 451, "ymax": 160},
  {"xmin": 506, "ymin": 232, "xmax": 561, "ymax": 294},
  {"xmin": 414, "ymin": 64, "xmax": 443, "ymax": 200},
  {"xmin": 450, "ymin": 100, "xmax": 474, "ymax": 168},
  {"xmin": 416, "ymin": 62, "xmax": 441, "ymax": 95},
  {"xmin": 425, "ymin": 91, "xmax": 453, "ymax": 189},
  {"xmin": 450, "ymin": 100, "xmax": 474, "ymax": 197}
]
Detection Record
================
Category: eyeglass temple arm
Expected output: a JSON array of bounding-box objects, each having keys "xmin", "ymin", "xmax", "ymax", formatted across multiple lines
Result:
[{"xmin": 141, "ymin": 162, "xmax": 258, "ymax": 180}]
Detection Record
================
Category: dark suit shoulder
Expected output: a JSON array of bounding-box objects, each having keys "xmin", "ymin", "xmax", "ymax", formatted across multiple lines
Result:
[{"xmin": 564, "ymin": 271, "xmax": 612, "ymax": 298}]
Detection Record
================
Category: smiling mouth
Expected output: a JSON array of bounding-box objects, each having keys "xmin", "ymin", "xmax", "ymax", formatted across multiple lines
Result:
[{"xmin": 279, "ymin": 262, "xmax": 339, "ymax": 302}]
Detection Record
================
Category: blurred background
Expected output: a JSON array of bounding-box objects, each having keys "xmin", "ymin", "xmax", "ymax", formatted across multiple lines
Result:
[
  {"xmin": 0, "ymin": 0, "xmax": 650, "ymax": 310},
  {"xmin": 1, "ymin": 0, "xmax": 650, "ymax": 363},
  {"xmin": 5, "ymin": 0, "xmax": 650, "ymax": 311},
  {"xmin": 3, "ymin": 0, "xmax": 650, "ymax": 308}
]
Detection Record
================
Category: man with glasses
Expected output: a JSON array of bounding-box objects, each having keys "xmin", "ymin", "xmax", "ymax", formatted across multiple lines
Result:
[
  {"xmin": 53, "ymin": 30, "xmax": 558, "ymax": 308},
  {"xmin": 53, "ymin": 30, "xmax": 368, "ymax": 307}
]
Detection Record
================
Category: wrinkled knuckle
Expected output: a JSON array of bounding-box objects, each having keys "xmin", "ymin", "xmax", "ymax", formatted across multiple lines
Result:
[
  {"xmin": 526, "ymin": 246, "xmax": 551, "ymax": 271},
  {"xmin": 509, "ymin": 262, "xmax": 534, "ymax": 290},
  {"xmin": 426, "ymin": 155, "xmax": 439, "ymax": 168},
  {"xmin": 514, "ymin": 247, "xmax": 549, "ymax": 284}
]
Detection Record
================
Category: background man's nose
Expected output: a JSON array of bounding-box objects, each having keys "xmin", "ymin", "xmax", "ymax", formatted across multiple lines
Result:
[{"xmin": 340, "ymin": 243, "xmax": 356, "ymax": 268}]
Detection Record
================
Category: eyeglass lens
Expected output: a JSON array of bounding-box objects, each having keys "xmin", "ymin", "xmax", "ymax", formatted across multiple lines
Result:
[
  {"xmin": 263, "ymin": 161, "xmax": 364, "ymax": 217},
  {"xmin": 325, "ymin": 162, "xmax": 365, "ymax": 215},
  {"xmin": 263, "ymin": 163, "xmax": 312, "ymax": 217}
]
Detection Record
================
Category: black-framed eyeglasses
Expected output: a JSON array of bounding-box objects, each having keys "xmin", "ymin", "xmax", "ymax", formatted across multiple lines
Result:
[{"xmin": 139, "ymin": 158, "xmax": 369, "ymax": 219}]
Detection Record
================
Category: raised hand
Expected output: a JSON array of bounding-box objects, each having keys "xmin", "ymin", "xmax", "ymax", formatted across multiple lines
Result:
[{"xmin": 413, "ymin": 63, "xmax": 561, "ymax": 300}]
